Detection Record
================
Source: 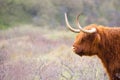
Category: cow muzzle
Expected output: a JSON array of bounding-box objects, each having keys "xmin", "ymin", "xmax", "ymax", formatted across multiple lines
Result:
[
  {"xmin": 72, "ymin": 46, "xmax": 84, "ymax": 56},
  {"xmin": 72, "ymin": 46, "xmax": 76, "ymax": 52}
]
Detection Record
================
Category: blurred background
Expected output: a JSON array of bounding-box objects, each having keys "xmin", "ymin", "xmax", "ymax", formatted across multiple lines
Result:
[
  {"xmin": 0, "ymin": 0, "xmax": 120, "ymax": 80},
  {"xmin": 0, "ymin": 0, "xmax": 120, "ymax": 29}
]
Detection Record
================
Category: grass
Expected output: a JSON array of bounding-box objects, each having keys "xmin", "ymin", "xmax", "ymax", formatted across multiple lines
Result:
[
  {"xmin": 0, "ymin": 25, "xmax": 109, "ymax": 80},
  {"xmin": 44, "ymin": 30, "xmax": 76, "ymax": 40}
]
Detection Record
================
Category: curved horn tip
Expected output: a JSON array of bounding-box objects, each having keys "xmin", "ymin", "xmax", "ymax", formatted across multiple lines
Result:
[
  {"xmin": 76, "ymin": 14, "xmax": 97, "ymax": 34},
  {"xmin": 64, "ymin": 12, "xmax": 80, "ymax": 33}
]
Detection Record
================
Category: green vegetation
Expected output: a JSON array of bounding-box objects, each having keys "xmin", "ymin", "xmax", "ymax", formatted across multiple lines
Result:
[
  {"xmin": 0, "ymin": 26, "xmax": 108, "ymax": 80},
  {"xmin": 0, "ymin": 0, "xmax": 120, "ymax": 29},
  {"xmin": 1, "ymin": 1, "xmax": 118, "ymax": 79}
]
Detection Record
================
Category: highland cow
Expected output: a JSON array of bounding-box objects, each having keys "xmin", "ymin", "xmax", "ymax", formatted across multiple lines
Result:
[{"xmin": 65, "ymin": 13, "xmax": 120, "ymax": 80}]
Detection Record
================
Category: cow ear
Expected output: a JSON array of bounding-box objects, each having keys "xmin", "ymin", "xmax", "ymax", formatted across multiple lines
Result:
[
  {"xmin": 93, "ymin": 33, "xmax": 101, "ymax": 44},
  {"xmin": 94, "ymin": 33, "xmax": 101, "ymax": 43}
]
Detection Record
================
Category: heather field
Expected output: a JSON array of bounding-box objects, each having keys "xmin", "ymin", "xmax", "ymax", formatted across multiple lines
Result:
[
  {"xmin": 0, "ymin": 0, "xmax": 120, "ymax": 80},
  {"xmin": 0, "ymin": 25, "xmax": 109, "ymax": 80}
]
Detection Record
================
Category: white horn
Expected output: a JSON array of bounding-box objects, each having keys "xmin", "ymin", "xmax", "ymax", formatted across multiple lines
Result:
[
  {"xmin": 76, "ymin": 14, "xmax": 96, "ymax": 33},
  {"xmin": 65, "ymin": 13, "xmax": 80, "ymax": 33}
]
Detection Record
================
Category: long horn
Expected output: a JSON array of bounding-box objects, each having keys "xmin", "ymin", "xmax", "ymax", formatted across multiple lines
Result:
[
  {"xmin": 76, "ymin": 14, "xmax": 96, "ymax": 33},
  {"xmin": 65, "ymin": 13, "xmax": 80, "ymax": 33}
]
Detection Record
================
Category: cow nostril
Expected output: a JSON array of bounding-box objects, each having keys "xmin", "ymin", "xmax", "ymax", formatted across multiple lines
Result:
[
  {"xmin": 72, "ymin": 47, "xmax": 74, "ymax": 49},
  {"xmin": 72, "ymin": 46, "xmax": 76, "ymax": 51}
]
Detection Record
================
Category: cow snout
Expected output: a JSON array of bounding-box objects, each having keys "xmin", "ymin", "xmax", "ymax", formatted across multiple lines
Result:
[
  {"xmin": 72, "ymin": 45, "xmax": 83, "ymax": 55},
  {"xmin": 72, "ymin": 45, "xmax": 78, "ymax": 53},
  {"xmin": 72, "ymin": 46, "xmax": 76, "ymax": 52}
]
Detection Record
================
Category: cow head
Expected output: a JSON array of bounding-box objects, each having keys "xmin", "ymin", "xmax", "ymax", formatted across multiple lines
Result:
[{"xmin": 65, "ymin": 13, "xmax": 101, "ymax": 56}]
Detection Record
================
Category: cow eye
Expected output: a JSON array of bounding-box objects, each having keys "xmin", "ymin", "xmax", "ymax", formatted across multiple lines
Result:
[{"xmin": 81, "ymin": 38, "xmax": 86, "ymax": 43}]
